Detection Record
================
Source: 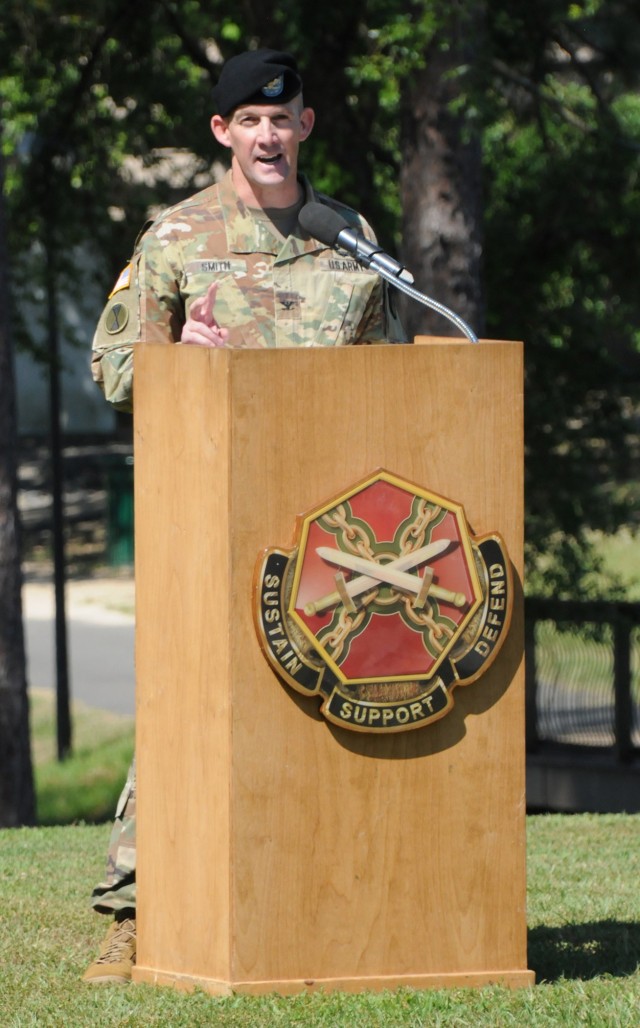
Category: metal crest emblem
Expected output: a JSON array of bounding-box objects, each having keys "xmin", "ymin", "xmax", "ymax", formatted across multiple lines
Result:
[
  {"xmin": 261, "ymin": 74, "xmax": 284, "ymax": 98},
  {"xmin": 254, "ymin": 470, "xmax": 513, "ymax": 733}
]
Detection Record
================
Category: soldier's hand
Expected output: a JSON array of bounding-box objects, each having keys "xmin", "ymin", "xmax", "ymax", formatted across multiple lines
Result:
[{"xmin": 181, "ymin": 282, "xmax": 230, "ymax": 347}]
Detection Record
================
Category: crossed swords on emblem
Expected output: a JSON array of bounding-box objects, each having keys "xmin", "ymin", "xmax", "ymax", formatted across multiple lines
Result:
[{"xmin": 303, "ymin": 538, "xmax": 467, "ymax": 616}]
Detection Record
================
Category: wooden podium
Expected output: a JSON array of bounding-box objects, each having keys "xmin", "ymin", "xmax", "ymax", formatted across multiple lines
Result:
[{"xmin": 132, "ymin": 340, "xmax": 533, "ymax": 994}]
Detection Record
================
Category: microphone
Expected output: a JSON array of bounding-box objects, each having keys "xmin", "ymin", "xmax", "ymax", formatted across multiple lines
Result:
[
  {"xmin": 298, "ymin": 201, "xmax": 478, "ymax": 343},
  {"xmin": 299, "ymin": 202, "xmax": 414, "ymax": 284}
]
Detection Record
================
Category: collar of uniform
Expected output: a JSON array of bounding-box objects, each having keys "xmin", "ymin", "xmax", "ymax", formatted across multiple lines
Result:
[
  {"xmin": 218, "ymin": 170, "xmax": 278, "ymax": 255},
  {"xmin": 277, "ymin": 174, "xmax": 327, "ymax": 262},
  {"xmin": 219, "ymin": 170, "xmax": 327, "ymax": 261}
]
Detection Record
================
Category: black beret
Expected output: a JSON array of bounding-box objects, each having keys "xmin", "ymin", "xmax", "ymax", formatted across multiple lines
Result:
[{"xmin": 212, "ymin": 49, "xmax": 303, "ymax": 118}]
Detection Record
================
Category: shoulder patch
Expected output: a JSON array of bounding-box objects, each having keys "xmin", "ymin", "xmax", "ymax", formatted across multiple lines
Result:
[
  {"xmin": 104, "ymin": 300, "xmax": 130, "ymax": 334},
  {"xmin": 109, "ymin": 263, "xmax": 132, "ymax": 298}
]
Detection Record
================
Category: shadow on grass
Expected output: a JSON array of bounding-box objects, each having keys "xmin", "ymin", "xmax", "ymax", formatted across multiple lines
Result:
[{"xmin": 529, "ymin": 921, "xmax": 640, "ymax": 981}]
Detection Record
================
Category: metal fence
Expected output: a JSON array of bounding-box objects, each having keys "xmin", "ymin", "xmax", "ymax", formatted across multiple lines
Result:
[{"xmin": 525, "ymin": 599, "xmax": 640, "ymax": 762}]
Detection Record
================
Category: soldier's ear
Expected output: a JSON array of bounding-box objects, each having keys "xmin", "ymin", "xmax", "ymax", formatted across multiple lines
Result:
[
  {"xmin": 299, "ymin": 107, "xmax": 315, "ymax": 142},
  {"xmin": 211, "ymin": 115, "xmax": 232, "ymax": 148}
]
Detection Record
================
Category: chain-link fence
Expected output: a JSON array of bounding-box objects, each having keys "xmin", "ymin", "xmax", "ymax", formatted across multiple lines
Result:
[{"xmin": 525, "ymin": 599, "xmax": 640, "ymax": 761}]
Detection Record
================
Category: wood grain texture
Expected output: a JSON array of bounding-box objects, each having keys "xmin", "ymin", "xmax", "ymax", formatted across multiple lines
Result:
[{"xmin": 132, "ymin": 340, "xmax": 532, "ymax": 992}]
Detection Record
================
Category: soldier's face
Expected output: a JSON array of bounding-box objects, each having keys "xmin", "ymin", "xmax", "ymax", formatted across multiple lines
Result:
[{"xmin": 211, "ymin": 97, "xmax": 315, "ymax": 204}]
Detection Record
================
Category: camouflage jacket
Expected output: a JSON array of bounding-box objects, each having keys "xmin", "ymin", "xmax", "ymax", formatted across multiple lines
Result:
[{"xmin": 91, "ymin": 171, "xmax": 406, "ymax": 411}]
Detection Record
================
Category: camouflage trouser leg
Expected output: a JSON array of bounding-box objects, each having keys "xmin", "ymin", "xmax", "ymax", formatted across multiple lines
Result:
[{"xmin": 90, "ymin": 757, "xmax": 137, "ymax": 915}]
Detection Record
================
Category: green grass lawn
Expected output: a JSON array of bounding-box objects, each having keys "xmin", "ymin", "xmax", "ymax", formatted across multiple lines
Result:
[
  {"xmin": 6, "ymin": 695, "xmax": 640, "ymax": 1028},
  {"xmin": 2, "ymin": 815, "xmax": 640, "ymax": 1026},
  {"xmin": 595, "ymin": 528, "xmax": 640, "ymax": 601},
  {"xmin": 5, "ymin": 683, "xmax": 639, "ymax": 1025},
  {"xmin": 30, "ymin": 688, "xmax": 134, "ymax": 826}
]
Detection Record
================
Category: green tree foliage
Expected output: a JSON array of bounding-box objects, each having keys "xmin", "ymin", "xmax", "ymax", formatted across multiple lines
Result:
[
  {"xmin": 480, "ymin": 0, "xmax": 640, "ymax": 594},
  {"xmin": 1, "ymin": 0, "xmax": 639, "ymax": 597},
  {"xmin": 1, "ymin": 1, "xmax": 220, "ymax": 352}
]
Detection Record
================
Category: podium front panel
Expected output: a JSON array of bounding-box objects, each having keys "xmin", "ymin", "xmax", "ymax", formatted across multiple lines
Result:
[{"xmin": 133, "ymin": 341, "xmax": 532, "ymax": 992}]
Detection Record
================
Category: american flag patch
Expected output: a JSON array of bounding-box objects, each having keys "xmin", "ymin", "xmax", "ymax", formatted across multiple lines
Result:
[{"xmin": 109, "ymin": 263, "xmax": 132, "ymax": 297}]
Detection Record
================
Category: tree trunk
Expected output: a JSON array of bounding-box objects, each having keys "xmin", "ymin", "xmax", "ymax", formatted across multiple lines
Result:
[
  {"xmin": 399, "ymin": 6, "xmax": 485, "ymax": 341},
  {"xmin": 0, "ymin": 147, "xmax": 36, "ymax": 827}
]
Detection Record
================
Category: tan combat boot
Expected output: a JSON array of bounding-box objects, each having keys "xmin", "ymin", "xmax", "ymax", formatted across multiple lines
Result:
[{"xmin": 82, "ymin": 916, "xmax": 136, "ymax": 984}]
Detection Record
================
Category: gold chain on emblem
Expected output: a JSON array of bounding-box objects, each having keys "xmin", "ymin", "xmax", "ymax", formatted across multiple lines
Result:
[
  {"xmin": 398, "ymin": 499, "xmax": 440, "ymax": 555},
  {"xmin": 319, "ymin": 505, "xmax": 376, "ymax": 560},
  {"xmin": 396, "ymin": 500, "xmax": 454, "ymax": 652},
  {"xmin": 400, "ymin": 597, "xmax": 455, "ymax": 652},
  {"xmin": 321, "ymin": 602, "xmax": 371, "ymax": 660}
]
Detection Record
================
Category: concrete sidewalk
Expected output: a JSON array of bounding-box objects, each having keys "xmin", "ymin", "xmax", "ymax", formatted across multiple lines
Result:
[{"xmin": 23, "ymin": 576, "xmax": 135, "ymax": 624}]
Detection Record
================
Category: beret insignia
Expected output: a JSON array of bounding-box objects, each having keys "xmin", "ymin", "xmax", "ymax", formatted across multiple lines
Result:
[{"xmin": 262, "ymin": 74, "xmax": 285, "ymax": 98}]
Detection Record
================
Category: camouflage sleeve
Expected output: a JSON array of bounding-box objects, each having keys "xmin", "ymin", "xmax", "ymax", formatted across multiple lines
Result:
[
  {"xmin": 91, "ymin": 228, "xmax": 185, "ymax": 412},
  {"xmin": 91, "ymin": 290, "xmax": 136, "ymax": 411}
]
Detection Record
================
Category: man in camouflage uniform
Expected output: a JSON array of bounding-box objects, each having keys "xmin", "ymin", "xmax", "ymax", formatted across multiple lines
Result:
[{"xmin": 83, "ymin": 47, "xmax": 405, "ymax": 985}]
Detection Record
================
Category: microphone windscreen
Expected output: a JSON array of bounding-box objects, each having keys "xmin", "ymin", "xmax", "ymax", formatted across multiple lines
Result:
[{"xmin": 299, "ymin": 202, "xmax": 350, "ymax": 246}]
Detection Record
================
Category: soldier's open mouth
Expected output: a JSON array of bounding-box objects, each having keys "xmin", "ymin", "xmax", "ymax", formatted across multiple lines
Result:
[{"xmin": 257, "ymin": 155, "xmax": 282, "ymax": 164}]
